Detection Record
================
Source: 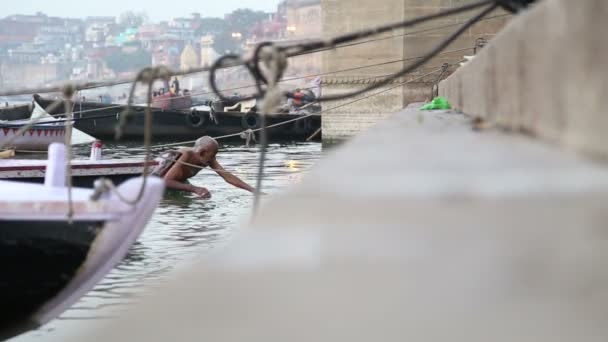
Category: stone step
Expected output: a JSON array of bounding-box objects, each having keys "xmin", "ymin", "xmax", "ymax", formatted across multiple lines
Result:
[{"xmin": 81, "ymin": 104, "xmax": 608, "ymax": 342}]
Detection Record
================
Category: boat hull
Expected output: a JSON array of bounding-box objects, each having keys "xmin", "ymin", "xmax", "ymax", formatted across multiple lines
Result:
[
  {"xmin": 0, "ymin": 174, "xmax": 164, "ymax": 340},
  {"xmin": 0, "ymin": 159, "xmax": 157, "ymax": 187},
  {"xmin": 34, "ymin": 96, "xmax": 322, "ymax": 141},
  {"xmin": 0, "ymin": 124, "xmax": 66, "ymax": 150},
  {"xmin": 0, "ymin": 220, "xmax": 103, "ymax": 340},
  {"xmin": 0, "ymin": 103, "xmax": 31, "ymax": 121}
]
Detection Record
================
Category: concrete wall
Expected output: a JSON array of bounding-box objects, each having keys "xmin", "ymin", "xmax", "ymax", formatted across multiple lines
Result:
[
  {"xmin": 439, "ymin": 0, "xmax": 608, "ymax": 160},
  {"xmin": 285, "ymin": 1, "xmax": 323, "ymax": 76},
  {"xmin": 321, "ymin": 0, "xmax": 510, "ymax": 141},
  {"xmin": 321, "ymin": 81, "xmax": 433, "ymax": 142}
]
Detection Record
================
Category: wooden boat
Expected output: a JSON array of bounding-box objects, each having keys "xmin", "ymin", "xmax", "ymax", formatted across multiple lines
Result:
[
  {"xmin": 0, "ymin": 158, "xmax": 158, "ymax": 187},
  {"xmin": 150, "ymin": 79, "xmax": 193, "ymax": 110},
  {"xmin": 0, "ymin": 119, "xmax": 66, "ymax": 150},
  {"xmin": 0, "ymin": 95, "xmax": 322, "ymax": 141},
  {"xmin": 0, "ymin": 101, "xmax": 97, "ymax": 151},
  {"xmin": 0, "ymin": 102, "xmax": 31, "ymax": 121},
  {"xmin": 0, "ymin": 143, "xmax": 164, "ymax": 340},
  {"xmin": 35, "ymin": 94, "xmax": 220, "ymax": 140},
  {"xmin": 34, "ymin": 95, "xmax": 322, "ymax": 141}
]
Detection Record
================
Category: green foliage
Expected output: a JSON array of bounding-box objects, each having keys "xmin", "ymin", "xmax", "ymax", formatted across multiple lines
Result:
[
  {"xmin": 213, "ymin": 30, "xmax": 241, "ymax": 54},
  {"xmin": 105, "ymin": 49, "xmax": 152, "ymax": 73},
  {"xmin": 225, "ymin": 8, "xmax": 267, "ymax": 33},
  {"xmin": 118, "ymin": 11, "xmax": 149, "ymax": 29},
  {"xmin": 198, "ymin": 9, "xmax": 268, "ymax": 55},
  {"xmin": 196, "ymin": 17, "xmax": 227, "ymax": 36}
]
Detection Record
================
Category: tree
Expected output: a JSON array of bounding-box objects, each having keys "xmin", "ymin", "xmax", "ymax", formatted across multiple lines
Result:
[
  {"xmin": 105, "ymin": 49, "xmax": 152, "ymax": 74},
  {"xmin": 225, "ymin": 9, "xmax": 268, "ymax": 34},
  {"xmin": 195, "ymin": 17, "xmax": 227, "ymax": 36},
  {"xmin": 212, "ymin": 30, "xmax": 241, "ymax": 55},
  {"xmin": 209, "ymin": 9, "xmax": 268, "ymax": 55},
  {"xmin": 118, "ymin": 11, "xmax": 149, "ymax": 28}
]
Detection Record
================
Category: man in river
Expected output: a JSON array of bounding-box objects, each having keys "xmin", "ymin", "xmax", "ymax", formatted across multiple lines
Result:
[{"xmin": 152, "ymin": 136, "xmax": 256, "ymax": 198}]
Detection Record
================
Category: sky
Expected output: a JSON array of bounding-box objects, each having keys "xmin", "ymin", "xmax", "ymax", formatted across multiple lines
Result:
[{"xmin": 7, "ymin": 0, "xmax": 281, "ymax": 21}]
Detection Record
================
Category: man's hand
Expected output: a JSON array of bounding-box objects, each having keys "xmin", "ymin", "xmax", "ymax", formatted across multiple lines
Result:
[{"xmin": 193, "ymin": 186, "xmax": 211, "ymax": 199}]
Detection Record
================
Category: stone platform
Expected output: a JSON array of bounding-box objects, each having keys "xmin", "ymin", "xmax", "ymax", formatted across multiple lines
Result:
[{"xmin": 77, "ymin": 104, "xmax": 608, "ymax": 341}]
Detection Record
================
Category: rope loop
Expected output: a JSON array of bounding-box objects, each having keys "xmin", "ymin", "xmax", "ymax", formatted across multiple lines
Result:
[
  {"xmin": 495, "ymin": 0, "xmax": 536, "ymax": 13},
  {"xmin": 209, "ymin": 54, "xmax": 258, "ymax": 103}
]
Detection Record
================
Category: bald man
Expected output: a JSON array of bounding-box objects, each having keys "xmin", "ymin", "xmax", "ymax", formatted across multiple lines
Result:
[{"xmin": 153, "ymin": 136, "xmax": 256, "ymax": 198}]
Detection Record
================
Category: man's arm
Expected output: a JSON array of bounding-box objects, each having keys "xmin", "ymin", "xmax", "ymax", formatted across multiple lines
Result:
[
  {"xmin": 209, "ymin": 158, "xmax": 256, "ymax": 193},
  {"xmin": 163, "ymin": 150, "xmax": 211, "ymax": 198}
]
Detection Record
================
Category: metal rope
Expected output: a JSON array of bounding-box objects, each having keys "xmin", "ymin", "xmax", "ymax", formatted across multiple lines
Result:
[
  {"xmin": 153, "ymin": 68, "xmax": 445, "ymax": 174},
  {"xmin": 0, "ymin": 48, "xmax": 471, "ymax": 130}
]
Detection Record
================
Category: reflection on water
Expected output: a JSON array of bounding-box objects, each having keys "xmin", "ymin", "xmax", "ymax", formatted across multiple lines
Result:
[{"xmin": 11, "ymin": 141, "xmax": 322, "ymax": 341}]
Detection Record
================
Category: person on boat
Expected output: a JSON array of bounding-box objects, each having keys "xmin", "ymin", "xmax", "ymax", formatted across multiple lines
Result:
[
  {"xmin": 152, "ymin": 136, "xmax": 256, "ymax": 198},
  {"xmin": 287, "ymin": 89, "xmax": 316, "ymax": 106},
  {"xmin": 171, "ymin": 77, "xmax": 180, "ymax": 95}
]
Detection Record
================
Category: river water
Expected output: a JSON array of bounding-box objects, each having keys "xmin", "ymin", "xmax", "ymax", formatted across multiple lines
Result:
[{"xmin": 10, "ymin": 140, "xmax": 322, "ymax": 342}]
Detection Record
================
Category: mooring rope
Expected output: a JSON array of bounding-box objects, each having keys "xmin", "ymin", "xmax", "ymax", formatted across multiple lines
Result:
[{"xmin": 63, "ymin": 86, "xmax": 76, "ymax": 223}]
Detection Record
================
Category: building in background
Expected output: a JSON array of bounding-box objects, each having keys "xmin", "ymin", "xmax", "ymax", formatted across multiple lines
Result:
[
  {"xmin": 149, "ymin": 34, "xmax": 183, "ymax": 68},
  {"xmin": 200, "ymin": 35, "xmax": 218, "ymax": 67},
  {"xmin": 284, "ymin": 0, "xmax": 322, "ymax": 39},
  {"xmin": 167, "ymin": 14, "xmax": 200, "ymax": 44},
  {"xmin": 0, "ymin": 3, "xmax": 327, "ymax": 89},
  {"xmin": 180, "ymin": 43, "xmax": 199, "ymax": 71},
  {"xmin": 246, "ymin": 0, "xmax": 321, "ymax": 79},
  {"xmin": 283, "ymin": 0, "xmax": 322, "ymax": 76}
]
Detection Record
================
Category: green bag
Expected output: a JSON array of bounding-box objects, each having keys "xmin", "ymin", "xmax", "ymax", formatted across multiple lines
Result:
[{"xmin": 420, "ymin": 97, "xmax": 452, "ymax": 111}]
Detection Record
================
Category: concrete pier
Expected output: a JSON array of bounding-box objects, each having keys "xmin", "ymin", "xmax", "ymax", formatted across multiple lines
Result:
[
  {"xmin": 321, "ymin": 0, "xmax": 510, "ymax": 141},
  {"xmin": 439, "ymin": 0, "xmax": 608, "ymax": 160},
  {"xmin": 78, "ymin": 104, "xmax": 608, "ymax": 341}
]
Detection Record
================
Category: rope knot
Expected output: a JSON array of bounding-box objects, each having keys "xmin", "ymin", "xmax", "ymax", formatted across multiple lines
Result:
[{"xmin": 62, "ymin": 84, "xmax": 76, "ymax": 98}]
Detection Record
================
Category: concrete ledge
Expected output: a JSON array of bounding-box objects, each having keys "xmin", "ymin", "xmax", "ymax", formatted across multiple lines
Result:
[
  {"xmin": 82, "ymin": 104, "xmax": 608, "ymax": 341},
  {"xmin": 439, "ymin": 0, "xmax": 608, "ymax": 160}
]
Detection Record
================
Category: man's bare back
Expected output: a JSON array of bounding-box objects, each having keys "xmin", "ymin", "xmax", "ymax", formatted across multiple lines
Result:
[
  {"xmin": 166, "ymin": 149, "xmax": 205, "ymax": 182},
  {"xmin": 158, "ymin": 137, "xmax": 256, "ymax": 198}
]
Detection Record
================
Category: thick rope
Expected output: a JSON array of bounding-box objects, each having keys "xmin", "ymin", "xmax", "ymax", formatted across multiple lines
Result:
[
  {"xmin": 153, "ymin": 68, "xmax": 444, "ymax": 175},
  {"xmin": 2, "ymin": 50, "xmax": 465, "ymax": 130},
  {"xmin": 63, "ymin": 86, "xmax": 76, "ymax": 223},
  {"xmin": 90, "ymin": 67, "xmax": 166, "ymax": 205},
  {"xmin": 125, "ymin": 61, "xmax": 455, "ymax": 152},
  {"xmin": 252, "ymin": 45, "xmax": 288, "ymax": 215}
]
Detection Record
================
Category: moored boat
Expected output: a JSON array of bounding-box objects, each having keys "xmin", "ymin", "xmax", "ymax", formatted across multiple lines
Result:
[
  {"xmin": 0, "ymin": 102, "xmax": 32, "ymax": 121},
  {"xmin": 0, "ymin": 158, "xmax": 159, "ymax": 187},
  {"xmin": 0, "ymin": 100, "xmax": 97, "ymax": 151},
  {"xmin": 0, "ymin": 120, "xmax": 66, "ymax": 150},
  {"xmin": 34, "ymin": 95, "xmax": 322, "ymax": 141},
  {"xmin": 0, "ymin": 143, "xmax": 164, "ymax": 340},
  {"xmin": 35, "ymin": 94, "xmax": 215, "ymax": 140}
]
